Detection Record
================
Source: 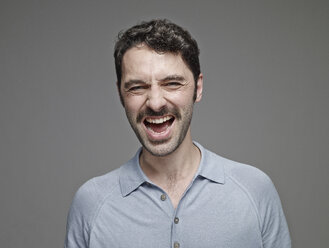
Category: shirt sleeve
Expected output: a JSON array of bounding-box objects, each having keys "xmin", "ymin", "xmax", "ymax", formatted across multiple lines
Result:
[
  {"xmin": 230, "ymin": 161, "xmax": 291, "ymax": 248},
  {"xmin": 257, "ymin": 175, "xmax": 291, "ymax": 248},
  {"xmin": 64, "ymin": 180, "xmax": 96, "ymax": 248}
]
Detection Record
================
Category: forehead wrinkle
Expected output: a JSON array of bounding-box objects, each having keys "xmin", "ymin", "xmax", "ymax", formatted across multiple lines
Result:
[{"xmin": 122, "ymin": 52, "xmax": 156, "ymax": 83}]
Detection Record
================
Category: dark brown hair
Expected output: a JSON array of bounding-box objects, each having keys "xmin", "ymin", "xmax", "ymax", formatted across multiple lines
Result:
[{"xmin": 114, "ymin": 19, "xmax": 201, "ymax": 91}]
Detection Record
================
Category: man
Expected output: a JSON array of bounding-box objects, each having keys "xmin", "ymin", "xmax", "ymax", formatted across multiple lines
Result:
[{"xmin": 65, "ymin": 19, "xmax": 291, "ymax": 248}]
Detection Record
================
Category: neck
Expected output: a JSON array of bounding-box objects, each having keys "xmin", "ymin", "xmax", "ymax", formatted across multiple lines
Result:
[{"xmin": 139, "ymin": 131, "xmax": 201, "ymax": 186}]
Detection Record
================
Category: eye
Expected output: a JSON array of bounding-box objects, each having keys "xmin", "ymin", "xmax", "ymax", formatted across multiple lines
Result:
[
  {"xmin": 164, "ymin": 82, "xmax": 182, "ymax": 88},
  {"xmin": 128, "ymin": 85, "xmax": 147, "ymax": 92}
]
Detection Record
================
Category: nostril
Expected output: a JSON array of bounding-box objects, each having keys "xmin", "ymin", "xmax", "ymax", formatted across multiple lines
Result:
[{"xmin": 146, "ymin": 97, "xmax": 167, "ymax": 112}]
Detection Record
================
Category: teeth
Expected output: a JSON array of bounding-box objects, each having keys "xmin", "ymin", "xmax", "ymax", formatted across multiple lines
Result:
[{"xmin": 146, "ymin": 116, "xmax": 172, "ymax": 124}]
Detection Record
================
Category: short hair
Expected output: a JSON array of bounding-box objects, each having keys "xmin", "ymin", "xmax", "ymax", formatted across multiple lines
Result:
[{"xmin": 114, "ymin": 19, "xmax": 201, "ymax": 91}]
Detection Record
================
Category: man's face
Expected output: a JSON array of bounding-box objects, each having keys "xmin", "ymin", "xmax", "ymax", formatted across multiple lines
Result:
[{"xmin": 119, "ymin": 45, "xmax": 202, "ymax": 156}]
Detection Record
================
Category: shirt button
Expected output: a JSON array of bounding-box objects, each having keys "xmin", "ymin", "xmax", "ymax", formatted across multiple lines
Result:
[
  {"xmin": 174, "ymin": 242, "xmax": 180, "ymax": 248},
  {"xmin": 174, "ymin": 217, "xmax": 179, "ymax": 224},
  {"xmin": 160, "ymin": 194, "xmax": 166, "ymax": 201}
]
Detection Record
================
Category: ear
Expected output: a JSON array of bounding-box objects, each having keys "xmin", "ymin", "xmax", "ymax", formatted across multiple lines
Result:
[
  {"xmin": 116, "ymin": 81, "xmax": 125, "ymax": 107},
  {"xmin": 195, "ymin": 73, "xmax": 203, "ymax": 103}
]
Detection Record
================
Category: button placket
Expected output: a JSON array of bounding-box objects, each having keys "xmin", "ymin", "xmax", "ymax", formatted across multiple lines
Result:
[{"xmin": 171, "ymin": 205, "xmax": 182, "ymax": 248}]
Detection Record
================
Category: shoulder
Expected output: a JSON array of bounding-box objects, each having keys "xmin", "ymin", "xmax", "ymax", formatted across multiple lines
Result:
[
  {"xmin": 201, "ymin": 145, "xmax": 282, "ymax": 222},
  {"xmin": 201, "ymin": 145, "xmax": 273, "ymax": 195},
  {"xmin": 67, "ymin": 167, "xmax": 121, "ymax": 230},
  {"xmin": 224, "ymin": 158, "xmax": 275, "ymax": 198},
  {"xmin": 197, "ymin": 143, "xmax": 277, "ymax": 203},
  {"xmin": 73, "ymin": 168, "xmax": 120, "ymax": 216},
  {"xmin": 217, "ymin": 154, "xmax": 291, "ymax": 247},
  {"xmin": 219, "ymin": 155, "xmax": 280, "ymax": 216},
  {"xmin": 65, "ymin": 167, "xmax": 122, "ymax": 247}
]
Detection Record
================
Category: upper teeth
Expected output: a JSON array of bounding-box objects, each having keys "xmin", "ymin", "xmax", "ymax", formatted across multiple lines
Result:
[{"xmin": 146, "ymin": 116, "xmax": 172, "ymax": 124}]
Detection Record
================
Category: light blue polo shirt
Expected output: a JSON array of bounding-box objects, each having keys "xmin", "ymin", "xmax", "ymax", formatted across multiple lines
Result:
[{"xmin": 65, "ymin": 142, "xmax": 291, "ymax": 248}]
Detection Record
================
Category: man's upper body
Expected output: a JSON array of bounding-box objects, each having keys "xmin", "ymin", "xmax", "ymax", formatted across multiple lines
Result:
[
  {"xmin": 65, "ymin": 19, "xmax": 291, "ymax": 247},
  {"xmin": 65, "ymin": 142, "xmax": 291, "ymax": 248}
]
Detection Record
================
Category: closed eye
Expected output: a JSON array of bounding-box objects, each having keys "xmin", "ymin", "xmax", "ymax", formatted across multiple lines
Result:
[
  {"xmin": 164, "ymin": 82, "xmax": 183, "ymax": 88},
  {"xmin": 128, "ymin": 85, "xmax": 148, "ymax": 92}
]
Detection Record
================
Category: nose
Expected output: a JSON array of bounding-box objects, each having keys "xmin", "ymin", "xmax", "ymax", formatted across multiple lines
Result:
[{"xmin": 145, "ymin": 86, "xmax": 167, "ymax": 112}]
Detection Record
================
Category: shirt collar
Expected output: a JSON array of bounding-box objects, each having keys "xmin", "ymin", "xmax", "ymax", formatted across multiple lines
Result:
[
  {"xmin": 194, "ymin": 141, "xmax": 226, "ymax": 184},
  {"xmin": 119, "ymin": 142, "xmax": 226, "ymax": 197},
  {"xmin": 119, "ymin": 147, "xmax": 147, "ymax": 197}
]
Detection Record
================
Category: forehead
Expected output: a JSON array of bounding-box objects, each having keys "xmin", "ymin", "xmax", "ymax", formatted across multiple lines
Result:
[{"xmin": 121, "ymin": 45, "xmax": 193, "ymax": 81}]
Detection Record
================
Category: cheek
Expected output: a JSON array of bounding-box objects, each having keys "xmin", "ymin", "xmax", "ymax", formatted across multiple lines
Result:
[
  {"xmin": 124, "ymin": 96, "xmax": 146, "ymax": 112},
  {"xmin": 169, "ymin": 90, "xmax": 194, "ymax": 106}
]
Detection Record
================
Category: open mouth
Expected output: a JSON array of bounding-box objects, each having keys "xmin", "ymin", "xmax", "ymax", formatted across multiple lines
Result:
[{"xmin": 143, "ymin": 116, "xmax": 175, "ymax": 134}]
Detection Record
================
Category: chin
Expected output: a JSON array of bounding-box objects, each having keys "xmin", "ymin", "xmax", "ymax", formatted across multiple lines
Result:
[{"xmin": 142, "ymin": 139, "xmax": 179, "ymax": 157}]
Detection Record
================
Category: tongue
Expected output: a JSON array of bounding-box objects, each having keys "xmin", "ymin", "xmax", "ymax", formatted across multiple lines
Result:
[{"xmin": 147, "ymin": 121, "xmax": 170, "ymax": 133}]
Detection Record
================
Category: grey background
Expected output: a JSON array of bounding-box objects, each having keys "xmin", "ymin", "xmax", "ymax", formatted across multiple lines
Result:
[{"xmin": 1, "ymin": 0, "xmax": 328, "ymax": 247}]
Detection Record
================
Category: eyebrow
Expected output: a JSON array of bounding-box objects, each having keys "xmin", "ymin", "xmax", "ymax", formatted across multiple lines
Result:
[
  {"xmin": 160, "ymin": 75, "xmax": 186, "ymax": 82},
  {"xmin": 123, "ymin": 75, "xmax": 186, "ymax": 89}
]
